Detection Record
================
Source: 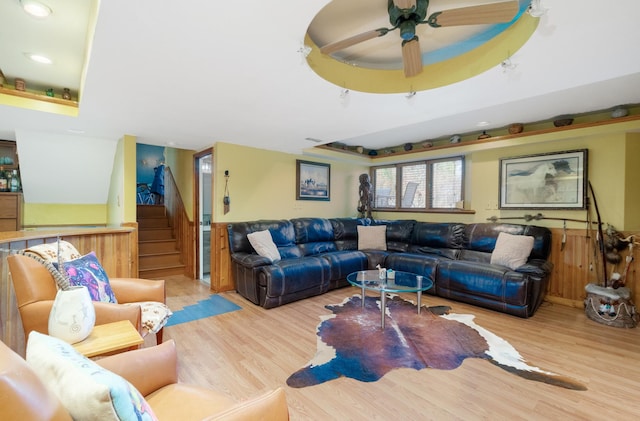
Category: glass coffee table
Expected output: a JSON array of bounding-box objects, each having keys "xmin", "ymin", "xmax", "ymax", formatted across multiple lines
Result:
[{"xmin": 346, "ymin": 270, "xmax": 433, "ymax": 328}]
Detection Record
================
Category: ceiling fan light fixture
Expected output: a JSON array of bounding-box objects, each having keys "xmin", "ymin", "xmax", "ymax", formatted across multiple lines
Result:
[
  {"xmin": 20, "ymin": 0, "xmax": 52, "ymax": 18},
  {"xmin": 399, "ymin": 20, "xmax": 417, "ymax": 41}
]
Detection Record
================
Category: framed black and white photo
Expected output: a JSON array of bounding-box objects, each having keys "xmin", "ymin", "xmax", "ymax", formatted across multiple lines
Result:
[
  {"xmin": 499, "ymin": 149, "xmax": 588, "ymax": 209},
  {"xmin": 296, "ymin": 160, "xmax": 330, "ymax": 201}
]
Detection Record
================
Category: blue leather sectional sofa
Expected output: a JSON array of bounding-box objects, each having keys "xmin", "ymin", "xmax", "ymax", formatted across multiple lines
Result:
[{"xmin": 227, "ymin": 218, "xmax": 553, "ymax": 317}]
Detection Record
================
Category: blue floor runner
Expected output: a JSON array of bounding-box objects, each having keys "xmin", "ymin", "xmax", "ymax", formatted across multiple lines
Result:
[{"xmin": 165, "ymin": 294, "xmax": 241, "ymax": 327}]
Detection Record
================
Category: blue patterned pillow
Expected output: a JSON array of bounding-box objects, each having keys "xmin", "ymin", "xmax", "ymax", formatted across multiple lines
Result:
[
  {"xmin": 26, "ymin": 331, "xmax": 158, "ymax": 421},
  {"xmin": 62, "ymin": 252, "xmax": 117, "ymax": 303}
]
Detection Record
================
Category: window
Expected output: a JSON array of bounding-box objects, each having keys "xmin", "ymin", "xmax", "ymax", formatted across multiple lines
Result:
[{"xmin": 372, "ymin": 156, "xmax": 464, "ymax": 211}]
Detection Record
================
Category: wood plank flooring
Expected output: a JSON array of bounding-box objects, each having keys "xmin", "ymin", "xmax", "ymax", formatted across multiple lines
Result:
[{"xmin": 159, "ymin": 276, "xmax": 640, "ymax": 420}]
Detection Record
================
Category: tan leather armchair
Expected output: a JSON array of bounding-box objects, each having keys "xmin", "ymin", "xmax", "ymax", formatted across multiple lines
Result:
[
  {"xmin": 7, "ymin": 254, "xmax": 167, "ymax": 345},
  {"xmin": 0, "ymin": 339, "xmax": 289, "ymax": 421}
]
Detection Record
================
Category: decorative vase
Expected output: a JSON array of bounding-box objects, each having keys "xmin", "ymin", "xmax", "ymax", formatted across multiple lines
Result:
[{"xmin": 48, "ymin": 286, "xmax": 95, "ymax": 344}]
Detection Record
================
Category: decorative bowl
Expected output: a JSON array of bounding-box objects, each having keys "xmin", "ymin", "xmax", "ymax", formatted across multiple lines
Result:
[
  {"xmin": 553, "ymin": 117, "xmax": 574, "ymax": 127},
  {"xmin": 508, "ymin": 123, "xmax": 524, "ymax": 134}
]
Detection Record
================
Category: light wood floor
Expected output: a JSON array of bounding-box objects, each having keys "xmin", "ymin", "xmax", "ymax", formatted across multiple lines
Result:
[{"xmin": 159, "ymin": 276, "xmax": 640, "ymax": 420}]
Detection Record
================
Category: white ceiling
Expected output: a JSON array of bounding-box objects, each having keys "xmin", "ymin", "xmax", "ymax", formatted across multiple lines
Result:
[{"xmin": 1, "ymin": 0, "xmax": 639, "ymax": 156}]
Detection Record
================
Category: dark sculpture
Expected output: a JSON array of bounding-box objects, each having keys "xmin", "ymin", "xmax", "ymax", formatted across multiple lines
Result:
[{"xmin": 357, "ymin": 173, "xmax": 373, "ymax": 218}]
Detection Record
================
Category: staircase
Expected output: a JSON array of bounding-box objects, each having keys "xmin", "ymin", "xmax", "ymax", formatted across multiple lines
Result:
[{"xmin": 137, "ymin": 204, "xmax": 185, "ymax": 278}]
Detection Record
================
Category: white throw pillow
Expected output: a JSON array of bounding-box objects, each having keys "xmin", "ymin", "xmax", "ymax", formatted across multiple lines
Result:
[
  {"xmin": 247, "ymin": 229, "xmax": 281, "ymax": 262},
  {"xmin": 26, "ymin": 331, "xmax": 158, "ymax": 421},
  {"xmin": 357, "ymin": 225, "xmax": 387, "ymax": 250},
  {"xmin": 490, "ymin": 232, "xmax": 535, "ymax": 269}
]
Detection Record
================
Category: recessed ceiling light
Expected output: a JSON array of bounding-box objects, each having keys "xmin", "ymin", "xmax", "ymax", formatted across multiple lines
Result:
[
  {"xmin": 25, "ymin": 53, "xmax": 53, "ymax": 64},
  {"xmin": 20, "ymin": 0, "xmax": 52, "ymax": 18}
]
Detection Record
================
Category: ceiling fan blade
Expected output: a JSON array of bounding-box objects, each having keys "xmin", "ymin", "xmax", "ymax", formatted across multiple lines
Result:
[
  {"xmin": 402, "ymin": 37, "xmax": 422, "ymax": 78},
  {"xmin": 320, "ymin": 28, "xmax": 389, "ymax": 55},
  {"xmin": 427, "ymin": 1, "xmax": 519, "ymax": 28},
  {"xmin": 393, "ymin": 0, "xmax": 416, "ymax": 9}
]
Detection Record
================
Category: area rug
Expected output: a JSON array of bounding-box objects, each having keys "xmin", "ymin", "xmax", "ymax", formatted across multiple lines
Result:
[
  {"xmin": 286, "ymin": 294, "xmax": 586, "ymax": 390},
  {"xmin": 165, "ymin": 294, "xmax": 241, "ymax": 327}
]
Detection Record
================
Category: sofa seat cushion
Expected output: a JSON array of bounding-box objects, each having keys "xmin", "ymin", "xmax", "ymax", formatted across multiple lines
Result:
[
  {"xmin": 436, "ymin": 260, "xmax": 529, "ymax": 306},
  {"xmin": 257, "ymin": 256, "xmax": 331, "ymax": 297},
  {"xmin": 383, "ymin": 253, "xmax": 438, "ymax": 291},
  {"xmin": 319, "ymin": 250, "xmax": 368, "ymax": 280}
]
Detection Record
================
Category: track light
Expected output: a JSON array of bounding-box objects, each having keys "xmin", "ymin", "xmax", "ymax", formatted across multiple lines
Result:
[
  {"xmin": 340, "ymin": 88, "xmax": 350, "ymax": 99},
  {"xmin": 501, "ymin": 57, "xmax": 518, "ymax": 73},
  {"xmin": 527, "ymin": 0, "xmax": 547, "ymax": 17},
  {"xmin": 298, "ymin": 45, "xmax": 311, "ymax": 58},
  {"xmin": 405, "ymin": 91, "xmax": 416, "ymax": 99}
]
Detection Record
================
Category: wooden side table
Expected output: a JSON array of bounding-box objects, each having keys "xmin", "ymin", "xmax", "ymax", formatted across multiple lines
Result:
[{"xmin": 73, "ymin": 320, "xmax": 143, "ymax": 358}]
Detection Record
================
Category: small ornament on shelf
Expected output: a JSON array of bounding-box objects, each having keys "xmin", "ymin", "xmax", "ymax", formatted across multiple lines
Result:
[
  {"xmin": 15, "ymin": 78, "xmax": 26, "ymax": 91},
  {"xmin": 62, "ymin": 88, "xmax": 71, "ymax": 100},
  {"xmin": 46, "ymin": 88, "xmax": 55, "ymax": 97}
]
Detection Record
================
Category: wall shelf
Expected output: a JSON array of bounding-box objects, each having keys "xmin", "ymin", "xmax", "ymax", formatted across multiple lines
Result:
[{"xmin": 0, "ymin": 86, "xmax": 78, "ymax": 107}]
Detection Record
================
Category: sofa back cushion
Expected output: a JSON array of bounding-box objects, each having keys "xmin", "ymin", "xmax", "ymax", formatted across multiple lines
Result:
[
  {"xmin": 373, "ymin": 220, "xmax": 416, "ymax": 252},
  {"xmin": 411, "ymin": 222, "xmax": 466, "ymax": 249},
  {"xmin": 330, "ymin": 218, "xmax": 369, "ymax": 250},
  {"xmin": 292, "ymin": 218, "xmax": 337, "ymax": 256},
  {"xmin": 227, "ymin": 220, "xmax": 300, "ymax": 259},
  {"xmin": 464, "ymin": 223, "xmax": 552, "ymax": 261}
]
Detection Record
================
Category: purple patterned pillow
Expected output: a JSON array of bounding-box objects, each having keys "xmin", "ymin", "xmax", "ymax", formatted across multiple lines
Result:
[{"xmin": 62, "ymin": 252, "xmax": 117, "ymax": 303}]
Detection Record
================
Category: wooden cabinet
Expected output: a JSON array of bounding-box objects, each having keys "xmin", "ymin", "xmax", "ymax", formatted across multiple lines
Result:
[
  {"xmin": 211, "ymin": 223, "xmax": 234, "ymax": 292},
  {"xmin": 0, "ymin": 193, "xmax": 22, "ymax": 231},
  {"xmin": 0, "ymin": 140, "xmax": 18, "ymax": 170}
]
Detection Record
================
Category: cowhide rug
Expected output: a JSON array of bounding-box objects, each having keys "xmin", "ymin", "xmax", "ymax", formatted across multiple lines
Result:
[{"xmin": 286, "ymin": 294, "xmax": 586, "ymax": 390}]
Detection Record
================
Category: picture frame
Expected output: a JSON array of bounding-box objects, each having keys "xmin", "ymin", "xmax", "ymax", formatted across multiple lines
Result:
[
  {"xmin": 296, "ymin": 160, "xmax": 330, "ymax": 201},
  {"xmin": 499, "ymin": 149, "xmax": 588, "ymax": 209}
]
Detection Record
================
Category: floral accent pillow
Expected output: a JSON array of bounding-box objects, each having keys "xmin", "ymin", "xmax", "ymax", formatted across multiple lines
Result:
[{"xmin": 62, "ymin": 252, "xmax": 117, "ymax": 303}]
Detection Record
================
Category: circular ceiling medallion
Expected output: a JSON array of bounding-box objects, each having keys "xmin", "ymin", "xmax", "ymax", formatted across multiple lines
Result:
[{"xmin": 305, "ymin": 0, "xmax": 538, "ymax": 93}]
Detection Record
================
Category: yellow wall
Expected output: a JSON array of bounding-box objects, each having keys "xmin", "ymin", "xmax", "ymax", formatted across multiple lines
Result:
[
  {"xmin": 106, "ymin": 135, "xmax": 137, "ymax": 225},
  {"xmin": 370, "ymin": 119, "xmax": 640, "ymax": 231},
  {"xmin": 24, "ymin": 204, "xmax": 107, "ymax": 227},
  {"xmin": 624, "ymin": 133, "xmax": 640, "ymax": 230},
  {"xmin": 212, "ymin": 142, "xmax": 368, "ymax": 223}
]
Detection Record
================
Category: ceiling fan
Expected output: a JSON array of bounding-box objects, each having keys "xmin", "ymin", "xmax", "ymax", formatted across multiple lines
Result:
[{"xmin": 319, "ymin": 0, "xmax": 519, "ymax": 78}]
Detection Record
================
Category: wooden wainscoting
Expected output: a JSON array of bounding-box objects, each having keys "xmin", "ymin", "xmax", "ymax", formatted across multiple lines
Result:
[
  {"xmin": 546, "ymin": 227, "xmax": 639, "ymax": 308},
  {"xmin": 0, "ymin": 227, "xmax": 138, "ymax": 355}
]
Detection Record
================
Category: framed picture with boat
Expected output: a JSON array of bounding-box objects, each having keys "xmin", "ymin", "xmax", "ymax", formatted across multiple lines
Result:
[
  {"xmin": 499, "ymin": 149, "xmax": 588, "ymax": 209},
  {"xmin": 296, "ymin": 160, "xmax": 330, "ymax": 201}
]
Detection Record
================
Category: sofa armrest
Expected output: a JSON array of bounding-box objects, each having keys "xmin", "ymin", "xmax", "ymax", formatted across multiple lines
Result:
[
  {"xmin": 203, "ymin": 387, "xmax": 289, "ymax": 421},
  {"xmin": 231, "ymin": 252, "xmax": 273, "ymax": 268},
  {"xmin": 110, "ymin": 278, "xmax": 165, "ymax": 304},
  {"xmin": 96, "ymin": 340, "xmax": 178, "ymax": 397},
  {"xmin": 515, "ymin": 259, "xmax": 553, "ymax": 277}
]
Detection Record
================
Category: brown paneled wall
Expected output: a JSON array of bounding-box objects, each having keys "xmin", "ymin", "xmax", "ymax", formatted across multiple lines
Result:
[{"xmin": 547, "ymin": 227, "xmax": 639, "ymax": 308}]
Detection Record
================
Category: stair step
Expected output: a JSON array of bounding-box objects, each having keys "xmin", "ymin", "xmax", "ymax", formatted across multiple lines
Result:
[
  {"xmin": 137, "ymin": 204, "xmax": 166, "ymax": 218},
  {"xmin": 139, "ymin": 264, "xmax": 185, "ymax": 279},
  {"xmin": 139, "ymin": 228, "xmax": 174, "ymax": 241},
  {"xmin": 139, "ymin": 251, "xmax": 182, "ymax": 269},
  {"xmin": 138, "ymin": 217, "xmax": 170, "ymax": 229},
  {"xmin": 139, "ymin": 239, "xmax": 178, "ymax": 254}
]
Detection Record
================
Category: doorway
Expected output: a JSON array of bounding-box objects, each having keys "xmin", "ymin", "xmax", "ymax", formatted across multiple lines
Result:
[{"xmin": 195, "ymin": 150, "xmax": 212, "ymax": 282}]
